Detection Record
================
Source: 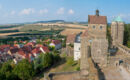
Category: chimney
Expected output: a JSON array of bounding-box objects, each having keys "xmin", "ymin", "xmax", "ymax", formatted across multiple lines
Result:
[{"xmin": 96, "ymin": 9, "xmax": 99, "ymax": 16}]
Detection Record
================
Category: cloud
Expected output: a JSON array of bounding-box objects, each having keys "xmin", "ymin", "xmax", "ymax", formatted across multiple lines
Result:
[
  {"xmin": 20, "ymin": 8, "xmax": 35, "ymax": 15},
  {"xmin": 11, "ymin": 11, "xmax": 16, "ymax": 15},
  {"xmin": 68, "ymin": 9, "xmax": 74, "ymax": 14},
  {"xmin": 57, "ymin": 8, "xmax": 64, "ymax": 14},
  {"xmin": 39, "ymin": 9, "xmax": 48, "ymax": 14}
]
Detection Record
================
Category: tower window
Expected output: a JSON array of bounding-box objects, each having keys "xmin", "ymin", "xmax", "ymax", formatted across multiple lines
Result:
[
  {"xmin": 93, "ymin": 26, "xmax": 95, "ymax": 29},
  {"xmin": 100, "ymin": 26, "xmax": 102, "ymax": 29}
]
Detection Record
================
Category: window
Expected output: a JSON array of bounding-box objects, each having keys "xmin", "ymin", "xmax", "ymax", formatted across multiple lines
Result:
[
  {"xmin": 100, "ymin": 26, "xmax": 102, "ymax": 29},
  {"xmin": 93, "ymin": 26, "xmax": 95, "ymax": 29}
]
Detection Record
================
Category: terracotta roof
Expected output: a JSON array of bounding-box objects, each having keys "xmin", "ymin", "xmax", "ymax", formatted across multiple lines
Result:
[
  {"xmin": 41, "ymin": 46, "xmax": 50, "ymax": 53},
  {"xmin": 66, "ymin": 34, "xmax": 76, "ymax": 44},
  {"xmin": 32, "ymin": 47, "xmax": 41, "ymax": 54},
  {"xmin": 0, "ymin": 45, "xmax": 10, "ymax": 49},
  {"xmin": 36, "ymin": 44, "xmax": 43, "ymax": 47},
  {"xmin": 52, "ymin": 40, "xmax": 61, "ymax": 45},
  {"xmin": 10, "ymin": 47, "xmax": 19, "ymax": 54},
  {"xmin": 88, "ymin": 15, "xmax": 107, "ymax": 24},
  {"xmin": 81, "ymin": 30, "xmax": 88, "ymax": 37}
]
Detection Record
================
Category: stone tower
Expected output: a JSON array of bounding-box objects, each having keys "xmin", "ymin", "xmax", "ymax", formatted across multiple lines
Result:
[
  {"xmin": 111, "ymin": 16, "xmax": 124, "ymax": 46},
  {"xmin": 88, "ymin": 10, "xmax": 107, "ymax": 38},
  {"xmin": 88, "ymin": 10, "xmax": 108, "ymax": 67}
]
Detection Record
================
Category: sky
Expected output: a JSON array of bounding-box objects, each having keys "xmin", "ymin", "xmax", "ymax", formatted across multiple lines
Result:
[{"xmin": 0, "ymin": 0, "xmax": 130, "ymax": 24}]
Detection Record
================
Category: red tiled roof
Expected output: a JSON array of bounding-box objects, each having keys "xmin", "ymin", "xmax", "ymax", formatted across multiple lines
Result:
[
  {"xmin": 66, "ymin": 34, "xmax": 76, "ymax": 44},
  {"xmin": 0, "ymin": 45, "xmax": 10, "ymax": 49},
  {"xmin": 88, "ymin": 15, "xmax": 107, "ymax": 24},
  {"xmin": 41, "ymin": 46, "xmax": 50, "ymax": 53},
  {"xmin": 9, "ymin": 47, "xmax": 19, "ymax": 54},
  {"xmin": 25, "ymin": 42, "xmax": 36, "ymax": 46},
  {"xmin": 32, "ymin": 47, "xmax": 41, "ymax": 54},
  {"xmin": 36, "ymin": 44, "xmax": 43, "ymax": 47},
  {"xmin": 52, "ymin": 40, "xmax": 61, "ymax": 45}
]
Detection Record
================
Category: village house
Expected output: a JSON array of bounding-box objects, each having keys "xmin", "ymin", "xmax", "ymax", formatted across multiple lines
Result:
[
  {"xmin": 49, "ymin": 40, "xmax": 61, "ymax": 50},
  {"xmin": 32, "ymin": 46, "xmax": 50, "ymax": 57}
]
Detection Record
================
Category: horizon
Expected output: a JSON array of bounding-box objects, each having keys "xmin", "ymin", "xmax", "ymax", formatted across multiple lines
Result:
[{"xmin": 0, "ymin": 0, "xmax": 130, "ymax": 24}]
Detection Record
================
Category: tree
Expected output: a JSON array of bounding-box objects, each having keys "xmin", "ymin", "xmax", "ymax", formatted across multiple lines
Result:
[
  {"xmin": 43, "ymin": 53, "xmax": 53, "ymax": 68},
  {"xmin": 53, "ymin": 53, "xmax": 61, "ymax": 63},
  {"xmin": 13, "ymin": 59, "xmax": 34, "ymax": 80},
  {"xmin": 124, "ymin": 24, "xmax": 130, "ymax": 48}
]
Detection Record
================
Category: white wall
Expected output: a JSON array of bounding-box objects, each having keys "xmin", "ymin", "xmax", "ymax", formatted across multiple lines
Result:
[{"xmin": 74, "ymin": 43, "xmax": 81, "ymax": 61}]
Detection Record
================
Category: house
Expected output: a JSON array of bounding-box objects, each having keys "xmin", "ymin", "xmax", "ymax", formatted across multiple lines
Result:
[
  {"xmin": 0, "ymin": 45, "xmax": 10, "ymax": 54},
  {"xmin": 32, "ymin": 47, "xmax": 42, "ymax": 57},
  {"xmin": 32, "ymin": 46, "xmax": 50, "ymax": 57},
  {"xmin": 8, "ymin": 46, "xmax": 19, "ymax": 55},
  {"xmin": 40, "ymin": 46, "xmax": 50, "ymax": 53},
  {"xmin": 18, "ymin": 49, "xmax": 34, "ymax": 62},
  {"xmin": 74, "ymin": 32, "xmax": 82, "ymax": 61},
  {"xmin": 50, "ymin": 40, "xmax": 61, "ymax": 50},
  {"xmin": 25, "ymin": 42, "xmax": 36, "ymax": 47},
  {"xmin": 66, "ymin": 34, "xmax": 76, "ymax": 45}
]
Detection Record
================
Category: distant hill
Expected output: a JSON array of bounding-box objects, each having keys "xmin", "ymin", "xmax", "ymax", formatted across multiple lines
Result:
[{"xmin": 34, "ymin": 20, "xmax": 65, "ymax": 23}]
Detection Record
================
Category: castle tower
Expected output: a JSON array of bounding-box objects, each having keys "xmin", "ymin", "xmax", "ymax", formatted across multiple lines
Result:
[
  {"xmin": 88, "ymin": 10, "xmax": 108, "ymax": 67},
  {"xmin": 111, "ymin": 16, "xmax": 124, "ymax": 46},
  {"xmin": 88, "ymin": 10, "xmax": 107, "ymax": 38}
]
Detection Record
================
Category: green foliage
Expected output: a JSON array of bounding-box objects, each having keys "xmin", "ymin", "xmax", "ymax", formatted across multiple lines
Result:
[
  {"xmin": 33, "ymin": 52, "xmax": 61, "ymax": 74},
  {"xmin": 0, "ymin": 37, "xmax": 30, "ymax": 45},
  {"xmin": 49, "ymin": 46, "xmax": 55, "ymax": 51},
  {"xmin": 13, "ymin": 59, "xmax": 34, "ymax": 80},
  {"xmin": 0, "ymin": 50, "xmax": 61, "ymax": 80},
  {"xmin": 75, "ymin": 66, "xmax": 80, "ymax": 71},
  {"xmin": 0, "ymin": 30, "xmax": 19, "ymax": 33},
  {"xmin": 0, "ymin": 61, "xmax": 20, "ymax": 80},
  {"xmin": 124, "ymin": 24, "xmax": 130, "ymax": 48},
  {"xmin": 107, "ymin": 25, "xmax": 112, "ymax": 47},
  {"xmin": 127, "ymin": 41, "xmax": 130, "ymax": 48},
  {"xmin": 66, "ymin": 57, "xmax": 75, "ymax": 66},
  {"xmin": 43, "ymin": 53, "xmax": 53, "ymax": 68},
  {"xmin": 68, "ymin": 43, "xmax": 74, "ymax": 48}
]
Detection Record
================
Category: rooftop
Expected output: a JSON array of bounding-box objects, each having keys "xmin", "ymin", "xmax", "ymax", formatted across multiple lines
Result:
[{"xmin": 113, "ymin": 16, "xmax": 123, "ymax": 22}]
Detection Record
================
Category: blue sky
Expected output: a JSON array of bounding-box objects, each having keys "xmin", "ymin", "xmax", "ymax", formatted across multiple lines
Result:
[{"xmin": 0, "ymin": 0, "xmax": 130, "ymax": 24}]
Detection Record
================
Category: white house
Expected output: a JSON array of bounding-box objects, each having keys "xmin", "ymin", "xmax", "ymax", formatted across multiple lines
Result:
[
  {"xmin": 74, "ymin": 32, "xmax": 82, "ymax": 61},
  {"xmin": 49, "ymin": 40, "xmax": 62, "ymax": 50}
]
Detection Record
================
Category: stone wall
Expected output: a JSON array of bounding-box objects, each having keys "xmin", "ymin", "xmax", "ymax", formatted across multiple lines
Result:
[
  {"xmin": 91, "ymin": 38, "xmax": 108, "ymax": 67},
  {"xmin": 88, "ymin": 24, "xmax": 107, "ymax": 38},
  {"xmin": 117, "ymin": 44, "xmax": 130, "ymax": 54},
  {"xmin": 44, "ymin": 58, "xmax": 100, "ymax": 80}
]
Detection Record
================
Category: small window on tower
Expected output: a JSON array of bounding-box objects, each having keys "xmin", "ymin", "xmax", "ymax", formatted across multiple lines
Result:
[
  {"xmin": 100, "ymin": 26, "xmax": 102, "ymax": 29},
  {"xmin": 93, "ymin": 26, "xmax": 95, "ymax": 29}
]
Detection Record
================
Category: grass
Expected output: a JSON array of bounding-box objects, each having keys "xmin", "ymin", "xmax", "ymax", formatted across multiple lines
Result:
[{"xmin": 48, "ymin": 53, "xmax": 80, "ymax": 73}]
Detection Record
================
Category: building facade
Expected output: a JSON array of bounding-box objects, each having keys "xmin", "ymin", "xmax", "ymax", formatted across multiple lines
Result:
[
  {"xmin": 111, "ymin": 16, "xmax": 124, "ymax": 46},
  {"xmin": 80, "ymin": 10, "xmax": 108, "ymax": 71},
  {"xmin": 74, "ymin": 32, "xmax": 82, "ymax": 61}
]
